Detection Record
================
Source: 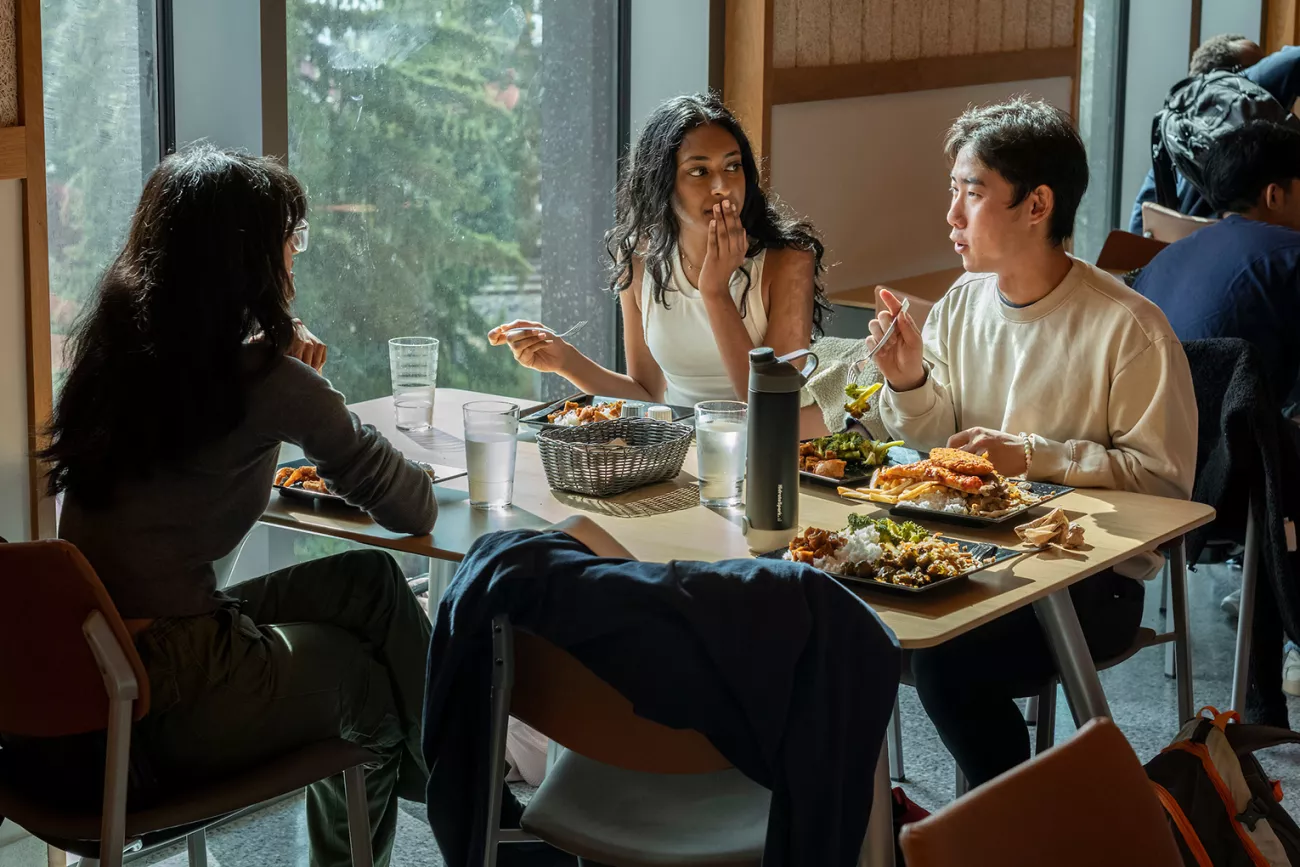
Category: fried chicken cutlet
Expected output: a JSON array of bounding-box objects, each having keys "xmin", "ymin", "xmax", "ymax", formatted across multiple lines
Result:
[
  {"xmin": 929, "ymin": 447, "xmax": 994, "ymax": 476},
  {"xmin": 875, "ymin": 459, "xmax": 986, "ymax": 494}
]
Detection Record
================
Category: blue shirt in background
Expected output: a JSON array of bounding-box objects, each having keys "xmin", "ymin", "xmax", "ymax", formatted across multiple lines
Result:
[
  {"xmin": 1129, "ymin": 46, "xmax": 1300, "ymax": 233},
  {"xmin": 1134, "ymin": 214, "xmax": 1300, "ymax": 404}
]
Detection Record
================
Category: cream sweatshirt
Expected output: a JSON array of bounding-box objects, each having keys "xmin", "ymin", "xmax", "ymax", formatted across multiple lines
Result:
[{"xmin": 879, "ymin": 259, "xmax": 1197, "ymax": 575}]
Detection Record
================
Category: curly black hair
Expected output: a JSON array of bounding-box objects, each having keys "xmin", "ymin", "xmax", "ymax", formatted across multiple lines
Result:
[
  {"xmin": 605, "ymin": 93, "xmax": 831, "ymax": 336},
  {"xmin": 1189, "ymin": 34, "xmax": 1259, "ymax": 76}
]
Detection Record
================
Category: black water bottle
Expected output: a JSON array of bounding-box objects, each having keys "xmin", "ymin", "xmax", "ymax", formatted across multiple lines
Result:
[{"xmin": 743, "ymin": 347, "xmax": 819, "ymax": 552}]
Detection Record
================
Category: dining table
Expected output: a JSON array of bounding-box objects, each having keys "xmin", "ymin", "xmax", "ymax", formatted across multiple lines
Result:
[{"xmin": 259, "ymin": 388, "xmax": 1216, "ymax": 867}]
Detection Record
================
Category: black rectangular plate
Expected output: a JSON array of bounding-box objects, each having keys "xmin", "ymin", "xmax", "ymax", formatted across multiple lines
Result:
[
  {"xmin": 273, "ymin": 457, "xmax": 467, "ymax": 506},
  {"xmin": 799, "ymin": 443, "xmax": 917, "ymax": 487},
  {"xmin": 888, "ymin": 480, "xmax": 1075, "ymax": 528},
  {"xmin": 519, "ymin": 393, "xmax": 695, "ymax": 429},
  {"xmin": 760, "ymin": 538, "xmax": 1021, "ymax": 595}
]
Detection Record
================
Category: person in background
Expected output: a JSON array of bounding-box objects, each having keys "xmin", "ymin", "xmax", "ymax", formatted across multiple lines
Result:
[
  {"xmin": 870, "ymin": 98, "xmax": 1197, "ymax": 788},
  {"xmin": 1135, "ymin": 120, "xmax": 1300, "ymax": 696},
  {"xmin": 1128, "ymin": 34, "xmax": 1300, "ymax": 232},
  {"xmin": 488, "ymin": 93, "xmax": 832, "ymax": 438},
  {"xmin": 23, "ymin": 145, "xmax": 436, "ymax": 867}
]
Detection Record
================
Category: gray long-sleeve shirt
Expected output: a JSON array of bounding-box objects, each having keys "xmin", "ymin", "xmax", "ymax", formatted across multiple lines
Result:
[{"xmin": 59, "ymin": 352, "xmax": 437, "ymax": 618}]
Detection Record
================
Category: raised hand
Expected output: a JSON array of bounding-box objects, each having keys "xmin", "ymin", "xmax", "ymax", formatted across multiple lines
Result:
[
  {"xmin": 697, "ymin": 199, "xmax": 748, "ymax": 296},
  {"xmin": 866, "ymin": 288, "xmax": 925, "ymax": 392},
  {"xmin": 487, "ymin": 319, "xmax": 573, "ymax": 375}
]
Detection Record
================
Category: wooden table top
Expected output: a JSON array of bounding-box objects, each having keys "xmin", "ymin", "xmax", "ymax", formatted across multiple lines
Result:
[
  {"xmin": 827, "ymin": 267, "xmax": 966, "ymax": 311},
  {"xmin": 260, "ymin": 390, "xmax": 1216, "ymax": 649}
]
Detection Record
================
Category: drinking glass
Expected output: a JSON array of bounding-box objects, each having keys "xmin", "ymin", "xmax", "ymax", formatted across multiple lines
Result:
[
  {"xmin": 389, "ymin": 337, "xmax": 439, "ymax": 431},
  {"xmin": 463, "ymin": 400, "xmax": 520, "ymax": 509},
  {"xmin": 694, "ymin": 400, "xmax": 747, "ymax": 507}
]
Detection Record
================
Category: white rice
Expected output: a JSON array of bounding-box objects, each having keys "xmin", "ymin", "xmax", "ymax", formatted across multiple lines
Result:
[
  {"xmin": 810, "ymin": 525, "xmax": 884, "ymax": 573},
  {"xmin": 914, "ymin": 489, "xmax": 969, "ymax": 515}
]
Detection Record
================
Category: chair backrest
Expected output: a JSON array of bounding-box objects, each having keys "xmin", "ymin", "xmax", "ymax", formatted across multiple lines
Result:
[
  {"xmin": 1142, "ymin": 202, "xmax": 1217, "ymax": 243},
  {"xmin": 900, "ymin": 718, "xmax": 1182, "ymax": 867},
  {"xmin": 510, "ymin": 628, "xmax": 731, "ymax": 774},
  {"xmin": 874, "ymin": 286, "xmax": 936, "ymax": 333},
  {"xmin": 0, "ymin": 540, "xmax": 150, "ymax": 737},
  {"xmin": 1095, "ymin": 230, "xmax": 1168, "ymax": 273}
]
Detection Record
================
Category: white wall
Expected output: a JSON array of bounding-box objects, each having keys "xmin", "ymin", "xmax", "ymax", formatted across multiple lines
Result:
[
  {"xmin": 628, "ymin": 0, "xmax": 710, "ymax": 137},
  {"xmin": 770, "ymin": 77, "xmax": 1073, "ymax": 291},
  {"xmin": 173, "ymin": 0, "xmax": 262, "ymax": 152},
  {"xmin": 1120, "ymin": 0, "xmax": 1193, "ymax": 216},
  {"xmin": 1200, "ymin": 0, "xmax": 1262, "ymax": 44},
  {"xmin": 0, "ymin": 179, "xmax": 29, "ymax": 544}
]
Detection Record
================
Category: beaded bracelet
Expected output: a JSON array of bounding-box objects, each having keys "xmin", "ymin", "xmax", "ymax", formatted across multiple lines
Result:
[{"xmin": 1019, "ymin": 433, "xmax": 1035, "ymax": 478}]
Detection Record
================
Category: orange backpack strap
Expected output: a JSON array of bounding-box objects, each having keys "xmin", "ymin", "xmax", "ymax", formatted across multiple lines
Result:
[{"xmin": 1152, "ymin": 781, "xmax": 1214, "ymax": 867}]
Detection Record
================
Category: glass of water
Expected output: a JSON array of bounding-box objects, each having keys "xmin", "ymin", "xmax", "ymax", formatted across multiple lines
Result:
[
  {"xmin": 463, "ymin": 400, "xmax": 520, "ymax": 510},
  {"xmin": 694, "ymin": 400, "xmax": 747, "ymax": 507},
  {"xmin": 389, "ymin": 337, "xmax": 439, "ymax": 431}
]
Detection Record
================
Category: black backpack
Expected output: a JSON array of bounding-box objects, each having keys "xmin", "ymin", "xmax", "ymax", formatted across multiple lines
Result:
[
  {"xmin": 1146, "ymin": 708, "xmax": 1300, "ymax": 866},
  {"xmin": 1151, "ymin": 70, "xmax": 1300, "ymax": 209}
]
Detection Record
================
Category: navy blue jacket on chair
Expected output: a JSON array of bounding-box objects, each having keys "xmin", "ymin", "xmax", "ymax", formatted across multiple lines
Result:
[{"xmin": 422, "ymin": 528, "xmax": 901, "ymax": 867}]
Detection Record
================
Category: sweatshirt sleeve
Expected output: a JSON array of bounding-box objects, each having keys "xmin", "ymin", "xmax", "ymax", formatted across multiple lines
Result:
[
  {"xmin": 878, "ymin": 303, "xmax": 960, "ymax": 450},
  {"xmin": 1030, "ymin": 336, "xmax": 1197, "ymax": 499},
  {"xmin": 272, "ymin": 359, "xmax": 437, "ymax": 535}
]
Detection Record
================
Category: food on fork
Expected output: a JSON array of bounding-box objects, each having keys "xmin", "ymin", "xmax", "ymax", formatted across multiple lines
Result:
[
  {"xmin": 785, "ymin": 514, "xmax": 993, "ymax": 588},
  {"xmin": 547, "ymin": 400, "xmax": 625, "ymax": 426},
  {"xmin": 840, "ymin": 447, "xmax": 1043, "ymax": 517},
  {"xmin": 844, "ymin": 382, "xmax": 883, "ymax": 419}
]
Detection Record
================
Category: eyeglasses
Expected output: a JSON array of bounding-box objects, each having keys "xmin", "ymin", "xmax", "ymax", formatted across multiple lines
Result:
[{"xmin": 290, "ymin": 220, "xmax": 310, "ymax": 254}]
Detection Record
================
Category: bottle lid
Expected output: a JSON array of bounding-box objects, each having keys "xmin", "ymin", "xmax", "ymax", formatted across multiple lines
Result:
[
  {"xmin": 620, "ymin": 402, "xmax": 647, "ymax": 419},
  {"xmin": 646, "ymin": 405, "xmax": 673, "ymax": 421}
]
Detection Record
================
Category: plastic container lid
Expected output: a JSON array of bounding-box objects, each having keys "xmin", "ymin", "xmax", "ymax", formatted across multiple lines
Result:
[{"xmin": 645, "ymin": 405, "xmax": 674, "ymax": 421}]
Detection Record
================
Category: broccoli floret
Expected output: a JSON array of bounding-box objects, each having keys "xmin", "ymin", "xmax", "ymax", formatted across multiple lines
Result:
[{"xmin": 844, "ymin": 382, "xmax": 883, "ymax": 419}]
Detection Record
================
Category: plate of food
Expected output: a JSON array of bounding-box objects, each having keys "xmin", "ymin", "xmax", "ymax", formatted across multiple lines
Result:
[
  {"xmin": 520, "ymin": 393, "xmax": 695, "ymax": 429},
  {"xmin": 836, "ymin": 447, "xmax": 1073, "ymax": 527},
  {"xmin": 799, "ymin": 431, "xmax": 905, "ymax": 485},
  {"xmin": 762, "ymin": 515, "xmax": 1019, "ymax": 594},
  {"xmin": 272, "ymin": 458, "xmax": 467, "ymax": 505}
]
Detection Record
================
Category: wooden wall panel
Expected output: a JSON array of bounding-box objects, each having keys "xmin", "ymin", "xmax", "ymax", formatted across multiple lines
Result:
[
  {"xmin": 893, "ymin": 0, "xmax": 921, "ymax": 59},
  {"xmin": 862, "ymin": 0, "xmax": 892, "ymax": 62},
  {"xmin": 774, "ymin": 0, "xmax": 1080, "ymax": 67},
  {"xmin": 0, "ymin": 0, "xmax": 15, "ymax": 127},
  {"xmin": 1026, "ymin": 0, "xmax": 1053, "ymax": 48},
  {"xmin": 796, "ymin": 0, "xmax": 832, "ymax": 66},
  {"xmin": 831, "ymin": 0, "xmax": 863, "ymax": 63},
  {"xmin": 921, "ymin": 0, "xmax": 950, "ymax": 57},
  {"xmin": 950, "ymin": 0, "xmax": 978, "ymax": 55},
  {"xmin": 1002, "ymin": 0, "xmax": 1028, "ymax": 50}
]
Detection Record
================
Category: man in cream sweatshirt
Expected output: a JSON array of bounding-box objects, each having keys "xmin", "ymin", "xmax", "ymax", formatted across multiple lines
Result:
[{"xmin": 869, "ymin": 98, "xmax": 1198, "ymax": 788}]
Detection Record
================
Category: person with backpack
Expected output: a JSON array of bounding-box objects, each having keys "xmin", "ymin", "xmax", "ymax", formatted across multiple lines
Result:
[{"xmin": 1128, "ymin": 35, "xmax": 1300, "ymax": 233}]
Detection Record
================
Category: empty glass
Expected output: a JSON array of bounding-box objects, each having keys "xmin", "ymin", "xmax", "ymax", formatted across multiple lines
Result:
[
  {"xmin": 389, "ymin": 337, "xmax": 439, "ymax": 431},
  {"xmin": 463, "ymin": 400, "xmax": 520, "ymax": 509},
  {"xmin": 694, "ymin": 400, "xmax": 747, "ymax": 507}
]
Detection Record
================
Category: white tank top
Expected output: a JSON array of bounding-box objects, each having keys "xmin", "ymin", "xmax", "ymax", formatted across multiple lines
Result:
[{"xmin": 641, "ymin": 248, "xmax": 769, "ymax": 407}]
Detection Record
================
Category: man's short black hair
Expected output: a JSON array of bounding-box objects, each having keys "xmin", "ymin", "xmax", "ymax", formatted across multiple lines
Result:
[
  {"xmin": 1203, "ymin": 121, "xmax": 1300, "ymax": 214},
  {"xmin": 1189, "ymin": 34, "xmax": 1253, "ymax": 76},
  {"xmin": 943, "ymin": 98, "xmax": 1088, "ymax": 246}
]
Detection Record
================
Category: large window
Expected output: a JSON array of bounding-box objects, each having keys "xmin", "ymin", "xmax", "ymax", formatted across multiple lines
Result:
[
  {"xmin": 286, "ymin": 0, "xmax": 623, "ymax": 406},
  {"xmin": 41, "ymin": 0, "xmax": 161, "ymax": 384}
]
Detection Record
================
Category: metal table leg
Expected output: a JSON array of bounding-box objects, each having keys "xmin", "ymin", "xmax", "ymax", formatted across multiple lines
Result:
[
  {"xmin": 1169, "ymin": 539, "xmax": 1195, "ymax": 724},
  {"xmin": 887, "ymin": 696, "xmax": 905, "ymax": 782},
  {"xmin": 1232, "ymin": 501, "xmax": 1261, "ymax": 713},
  {"xmin": 860, "ymin": 741, "xmax": 896, "ymax": 867},
  {"xmin": 1033, "ymin": 589, "xmax": 1112, "ymax": 725}
]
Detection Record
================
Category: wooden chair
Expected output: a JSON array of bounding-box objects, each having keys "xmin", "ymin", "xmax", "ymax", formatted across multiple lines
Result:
[
  {"xmin": 0, "ymin": 540, "xmax": 376, "ymax": 867},
  {"xmin": 1141, "ymin": 202, "xmax": 1217, "ymax": 243},
  {"xmin": 482, "ymin": 617, "xmax": 770, "ymax": 866},
  {"xmin": 1095, "ymin": 229, "xmax": 1167, "ymax": 273},
  {"xmin": 899, "ymin": 718, "xmax": 1182, "ymax": 867}
]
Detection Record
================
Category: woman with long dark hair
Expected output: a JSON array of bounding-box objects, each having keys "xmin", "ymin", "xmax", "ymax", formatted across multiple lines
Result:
[
  {"xmin": 490, "ymin": 93, "xmax": 831, "ymax": 434},
  {"xmin": 35, "ymin": 145, "xmax": 435, "ymax": 866}
]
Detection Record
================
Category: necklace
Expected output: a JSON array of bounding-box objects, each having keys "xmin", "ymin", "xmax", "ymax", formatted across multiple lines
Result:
[{"xmin": 679, "ymin": 247, "xmax": 699, "ymax": 273}]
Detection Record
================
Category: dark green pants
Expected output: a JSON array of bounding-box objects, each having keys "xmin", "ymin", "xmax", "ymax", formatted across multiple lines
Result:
[{"xmin": 132, "ymin": 549, "xmax": 431, "ymax": 867}]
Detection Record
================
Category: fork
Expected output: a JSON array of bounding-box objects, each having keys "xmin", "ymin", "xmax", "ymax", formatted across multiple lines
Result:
[
  {"xmin": 849, "ymin": 298, "xmax": 910, "ymax": 381},
  {"xmin": 505, "ymin": 319, "xmax": 589, "ymax": 341}
]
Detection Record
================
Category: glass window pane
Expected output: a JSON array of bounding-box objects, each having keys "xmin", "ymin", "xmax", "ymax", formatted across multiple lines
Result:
[
  {"xmin": 1074, "ymin": 0, "xmax": 1120, "ymax": 262},
  {"xmin": 42, "ymin": 0, "xmax": 160, "ymax": 387},
  {"xmin": 286, "ymin": 0, "xmax": 621, "ymax": 407}
]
